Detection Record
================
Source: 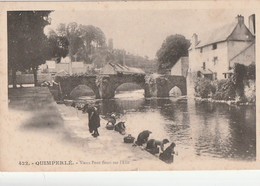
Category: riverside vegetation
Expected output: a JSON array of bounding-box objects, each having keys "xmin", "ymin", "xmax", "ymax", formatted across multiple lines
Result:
[{"xmin": 194, "ymin": 63, "xmax": 255, "ymax": 105}]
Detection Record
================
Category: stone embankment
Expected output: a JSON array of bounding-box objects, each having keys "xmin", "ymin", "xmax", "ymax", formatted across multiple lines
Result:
[{"xmin": 4, "ymin": 87, "xmax": 165, "ymax": 171}]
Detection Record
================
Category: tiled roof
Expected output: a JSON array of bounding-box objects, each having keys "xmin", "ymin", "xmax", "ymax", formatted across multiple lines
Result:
[
  {"xmin": 200, "ymin": 68, "xmax": 213, "ymax": 75},
  {"xmin": 223, "ymin": 69, "xmax": 234, "ymax": 74},
  {"xmin": 55, "ymin": 70, "xmax": 69, "ymax": 76},
  {"xmin": 108, "ymin": 63, "xmax": 145, "ymax": 74},
  {"xmin": 196, "ymin": 22, "xmax": 237, "ymax": 48}
]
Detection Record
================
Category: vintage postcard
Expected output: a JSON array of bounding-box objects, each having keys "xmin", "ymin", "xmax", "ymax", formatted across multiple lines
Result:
[{"xmin": 0, "ymin": 1, "xmax": 259, "ymax": 171}]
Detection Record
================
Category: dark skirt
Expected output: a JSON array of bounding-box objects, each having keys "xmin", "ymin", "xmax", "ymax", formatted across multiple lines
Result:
[
  {"xmin": 89, "ymin": 112, "xmax": 100, "ymax": 133},
  {"xmin": 146, "ymin": 139, "xmax": 156, "ymax": 149},
  {"xmin": 159, "ymin": 153, "xmax": 174, "ymax": 164}
]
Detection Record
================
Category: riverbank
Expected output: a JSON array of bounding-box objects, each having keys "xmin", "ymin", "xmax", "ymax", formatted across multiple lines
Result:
[
  {"xmin": 2, "ymin": 87, "xmax": 258, "ymax": 171},
  {"xmin": 2, "ymin": 87, "xmax": 165, "ymax": 171},
  {"xmin": 194, "ymin": 97, "xmax": 255, "ymax": 106}
]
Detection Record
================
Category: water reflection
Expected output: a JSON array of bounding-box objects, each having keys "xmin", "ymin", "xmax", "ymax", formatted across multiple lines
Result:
[
  {"xmin": 191, "ymin": 102, "xmax": 256, "ymax": 160},
  {"xmin": 99, "ymin": 99, "xmax": 145, "ymax": 115},
  {"xmin": 79, "ymin": 91, "xmax": 256, "ymax": 161}
]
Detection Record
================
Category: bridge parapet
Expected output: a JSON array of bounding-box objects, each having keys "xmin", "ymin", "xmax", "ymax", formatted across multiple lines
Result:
[
  {"xmin": 145, "ymin": 74, "xmax": 187, "ymax": 97},
  {"xmin": 54, "ymin": 74, "xmax": 186, "ymax": 100}
]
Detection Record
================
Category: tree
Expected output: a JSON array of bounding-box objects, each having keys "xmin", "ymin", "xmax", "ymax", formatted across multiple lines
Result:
[
  {"xmin": 156, "ymin": 34, "xmax": 190, "ymax": 74},
  {"xmin": 232, "ymin": 63, "xmax": 247, "ymax": 100},
  {"xmin": 8, "ymin": 11, "xmax": 52, "ymax": 87},
  {"xmin": 48, "ymin": 23, "xmax": 106, "ymax": 63},
  {"xmin": 47, "ymin": 29, "xmax": 69, "ymax": 62}
]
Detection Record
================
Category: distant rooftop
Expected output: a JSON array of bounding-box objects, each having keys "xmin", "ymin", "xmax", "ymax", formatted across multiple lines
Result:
[
  {"xmin": 195, "ymin": 15, "xmax": 255, "ymax": 48},
  {"xmin": 196, "ymin": 22, "xmax": 237, "ymax": 48},
  {"xmin": 108, "ymin": 63, "xmax": 145, "ymax": 74}
]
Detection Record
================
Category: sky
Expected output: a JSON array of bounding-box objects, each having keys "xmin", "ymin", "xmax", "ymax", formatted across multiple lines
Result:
[{"xmin": 45, "ymin": 9, "xmax": 255, "ymax": 59}]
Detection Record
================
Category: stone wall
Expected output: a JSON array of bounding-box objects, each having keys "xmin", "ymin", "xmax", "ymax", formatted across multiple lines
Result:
[{"xmin": 55, "ymin": 74, "xmax": 187, "ymax": 100}]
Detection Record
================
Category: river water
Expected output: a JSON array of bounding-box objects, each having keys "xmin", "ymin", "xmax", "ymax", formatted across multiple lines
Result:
[{"xmin": 78, "ymin": 90, "xmax": 256, "ymax": 162}]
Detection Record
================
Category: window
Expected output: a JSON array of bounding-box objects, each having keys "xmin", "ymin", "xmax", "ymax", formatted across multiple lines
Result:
[
  {"xmin": 214, "ymin": 73, "xmax": 217, "ymax": 80},
  {"xmin": 202, "ymin": 62, "xmax": 206, "ymax": 70},
  {"xmin": 213, "ymin": 57, "xmax": 218, "ymax": 65},
  {"xmin": 200, "ymin": 48, "xmax": 203, "ymax": 53},
  {"xmin": 197, "ymin": 71, "xmax": 201, "ymax": 78},
  {"xmin": 212, "ymin": 43, "xmax": 217, "ymax": 50}
]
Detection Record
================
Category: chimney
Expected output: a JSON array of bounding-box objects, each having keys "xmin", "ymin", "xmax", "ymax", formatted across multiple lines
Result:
[
  {"xmin": 248, "ymin": 14, "xmax": 255, "ymax": 35},
  {"xmin": 192, "ymin": 33, "xmax": 198, "ymax": 49},
  {"xmin": 236, "ymin": 15, "xmax": 244, "ymax": 26}
]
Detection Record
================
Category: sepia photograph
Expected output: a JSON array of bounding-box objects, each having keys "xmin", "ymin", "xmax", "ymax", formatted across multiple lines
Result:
[{"xmin": 0, "ymin": 1, "xmax": 258, "ymax": 171}]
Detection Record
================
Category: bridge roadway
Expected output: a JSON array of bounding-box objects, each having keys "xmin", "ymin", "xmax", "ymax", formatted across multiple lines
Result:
[{"xmin": 55, "ymin": 74, "xmax": 187, "ymax": 100}]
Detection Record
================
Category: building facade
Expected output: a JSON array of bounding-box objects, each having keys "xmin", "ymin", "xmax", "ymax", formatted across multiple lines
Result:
[
  {"xmin": 40, "ymin": 57, "xmax": 94, "ymax": 75},
  {"xmin": 189, "ymin": 15, "xmax": 255, "ymax": 80},
  {"xmin": 170, "ymin": 57, "xmax": 189, "ymax": 77}
]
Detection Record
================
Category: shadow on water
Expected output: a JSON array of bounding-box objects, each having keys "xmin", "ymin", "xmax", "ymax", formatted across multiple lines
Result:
[
  {"xmin": 93, "ymin": 98, "xmax": 145, "ymax": 116},
  {"xmin": 146, "ymin": 98, "xmax": 192, "ymax": 147},
  {"xmin": 73, "ymin": 91, "xmax": 256, "ymax": 161},
  {"xmin": 191, "ymin": 102, "xmax": 256, "ymax": 160}
]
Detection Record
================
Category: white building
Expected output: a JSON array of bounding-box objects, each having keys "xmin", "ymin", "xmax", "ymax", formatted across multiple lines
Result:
[
  {"xmin": 189, "ymin": 14, "xmax": 255, "ymax": 80},
  {"xmin": 40, "ymin": 57, "xmax": 94, "ymax": 75},
  {"xmin": 170, "ymin": 57, "xmax": 189, "ymax": 77}
]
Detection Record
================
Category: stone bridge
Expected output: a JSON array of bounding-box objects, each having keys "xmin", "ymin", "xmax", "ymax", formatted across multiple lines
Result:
[{"xmin": 55, "ymin": 74, "xmax": 187, "ymax": 100}]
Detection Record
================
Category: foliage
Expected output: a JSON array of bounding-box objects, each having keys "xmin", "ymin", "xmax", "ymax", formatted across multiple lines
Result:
[
  {"xmin": 232, "ymin": 63, "xmax": 247, "ymax": 99},
  {"xmin": 244, "ymin": 80, "xmax": 256, "ymax": 103},
  {"xmin": 194, "ymin": 63, "xmax": 255, "ymax": 102},
  {"xmin": 78, "ymin": 45, "xmax": 156, "ymax": 73},
  {"xmin": 246, "ymin": 63, "xmax": 255, "ymax": 80},
  {"xmin": 212, "ymin": 79, "xmax": 236, "ymax": 101},
  {"xmin": 47, "ymin": 29, "xmax": 69, "ymax": 62},
  {"xmin": 90, "ymin": 47, "xmax": 114, "ymax": 68},
  {"xmin": 194, "ymin": 78, "xmax": 215, "ymax": 98},
  {"xmin": 232, "ymin": 63, "xmax": 246, "ymax": 84},
  {"xmin": 156, "ymin": 34, "xmax": 190, "ymax": 74},
  {"xmin": 8, "ymin": 11, "xmax": 52, "ymax": 87},
  {"xmin": 95, "ymin": 75, "xmax": 104, "ymax": 87},
  {"xmin": 145, "ymin": 73, "xmax": 161, "ymax": 84},
  {"xmin": 47, "ymin": 22, "xmax": 155, "ymax": 72},
  {"xmin": 124, "ymin": 53, "xmax": 157, "ymax": 74},
  {"xmin": 46, "ymin": 22, "xmax": 106, "ymax": 63}
]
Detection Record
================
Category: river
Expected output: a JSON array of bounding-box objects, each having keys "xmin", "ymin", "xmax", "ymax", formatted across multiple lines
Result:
[{"xmin": 78, "ymin": 89, "xmax": 256, "ymax": 162}]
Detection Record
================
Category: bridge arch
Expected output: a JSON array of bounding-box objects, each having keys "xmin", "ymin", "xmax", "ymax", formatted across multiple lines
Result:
[
  {"xmin": 70, "ymin": 84, "xmax": 96, "ymax": 99},
  {"xmin": 55, "ymin": 74, "xmax": 187, "ymax": 100},
  {"xmin": 99, "ymin": 74, "xmax": 147, "ymax": 99},
  {"xmin": 169, "ymin": 86, "xmax": 182, "ymax": 97},
  {"xmin": 114, "ymin": 82, "xmax": 145, "ymax": 98},
  {"xmin": 156, "ymin": 75, "xmax": 187, "ymax": 97},
  {"xmin": 56, "ymin": 76, "xmax": 100, "ymax": 99}
]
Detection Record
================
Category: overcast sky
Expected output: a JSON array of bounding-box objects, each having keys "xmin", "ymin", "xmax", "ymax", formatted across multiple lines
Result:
[{"xmin": 45, "ymin": 9, "xmax": 254, "ymax": 59}]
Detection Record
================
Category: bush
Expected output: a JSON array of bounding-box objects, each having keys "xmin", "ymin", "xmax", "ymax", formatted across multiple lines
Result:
[
  {"xmin": 244, "ymin": 80, "xmax": 256, "ymax": 103},
  {"xmin": 194, "ymin": 63, "xmax": 255, "ymax": 102},
  {"xmin": 232, "ymin": 63, "xmax": 246, "ymax": 98},
  {"xmin": 246, "ymin": 63, "xmax": 255, "ymax": 80},
  {"xmin": 194, "ymin": 78, "xmax": 215, "ymax": 98},
  {"xmin": 212, "ymin": 78, "xmax": 236, "ymax": 100}
]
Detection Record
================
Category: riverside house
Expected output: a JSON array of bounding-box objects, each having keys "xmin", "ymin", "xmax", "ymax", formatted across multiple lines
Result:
[
  {"xmin": 188, "ymin": 14, "xmax": 255, "ymax": 80},
  {"xmin": 170, "ymin": 57, "xmax": 189, "ymax": 77},
  {"xmin": 39, "ymin": 57, "xmax": 94, "ymax": 75}
]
